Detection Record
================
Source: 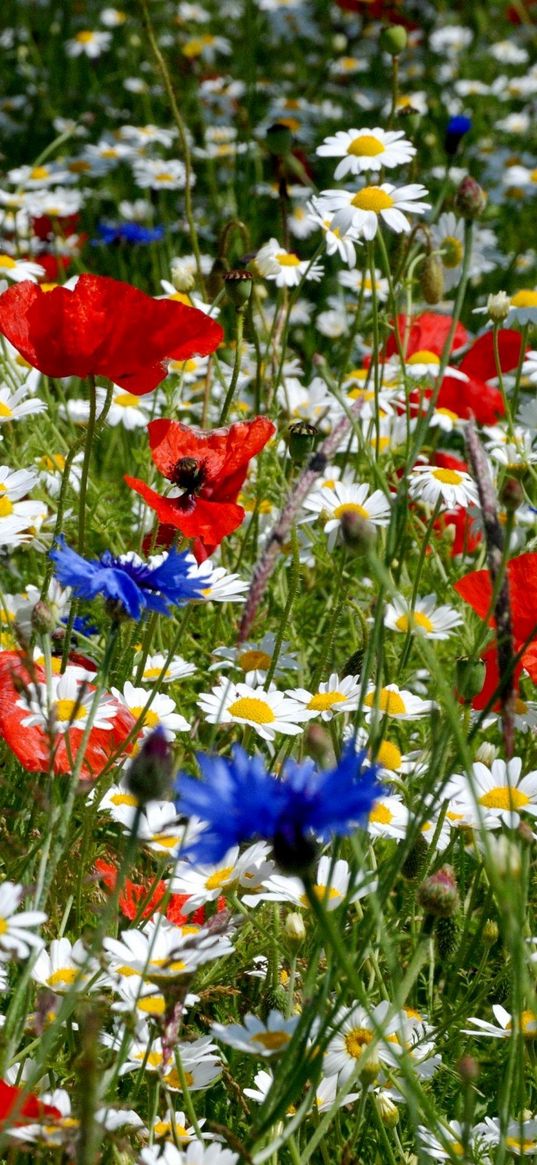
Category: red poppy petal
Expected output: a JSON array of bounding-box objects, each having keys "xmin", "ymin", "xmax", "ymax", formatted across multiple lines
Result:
[
  {"xmin": 460, "ymin": 329, "xmax": 524, "ymax": 382},
  {"xmin": 437, "ymin": 374, "xmax": 505, "ymax": 424},
  {"xmin": 125, "ymin": 476, "xmax": 244, "ymax": 545},
  {"xmin": 453, "ymin": 568, "xmax": 493, "ymax": 622}
]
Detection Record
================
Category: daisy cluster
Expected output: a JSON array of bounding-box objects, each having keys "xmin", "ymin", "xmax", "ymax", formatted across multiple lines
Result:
[{"xmin": 0, "ymin": 0, "xmax": 537, "ymax": 1161}]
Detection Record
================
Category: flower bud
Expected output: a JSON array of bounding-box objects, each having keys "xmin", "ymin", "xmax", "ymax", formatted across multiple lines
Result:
[
  {"xmin": 266, "ymin": 122, "xmax": 293, "ymax": 157},
  {"xmin": 31, "ymin": 600, "xmax": 58, "ymax": 635},
  {"xmin": 475, "ymin": 742, "xmax": 498, "ymax": 766},
  {"xmin": 285, "ymin": 912, "xmax": 306, "ymax": 945},
  {"xmin": 304, "ymin": 722, "xmax": 334, "ymax": 766},
  {"xmin": 401, "ymin": 835, "xmax": 428, "ymax": 881},
  {"xmin": 420, "ymin": 252, "xmax": 444, "ymax": 305},
  {"xmin": 125, "ymin": 726, "xmax": 173, "ymax": 805},
  {"xmin": 499, "ymin": 476, "xmax": 524, "ymax": 513},
  {"xmin": 435, "ymin": 914, "xmax": 460, "ymax": 959},
  {"xmin": 489, "ymin": 834, "xmax": 521, "ymax": 878},
  {"xmin": 376, "ymin": 1093, "xmax": 399, "ymax": 1127},
  {"xmin": 454, "ymin": 176, "xmax": 487, "ymax": 220},
  {"xmin": 170, "ymin": 257, "xmax": 195, "ymax": 292},
  {"xmin": 380, "ymin": 24, "xmax": 407, "ymax": 55},
  {"xmin": 483, "ymin": 919, "xmax": 499, "ymax": 945},
  {"xmin": 359, "ymin": 1053, "xmax": 381, "ymax": 1086},
  {"xmin": 418, "ymin": 864, "xmax": 460, "ymax": 918},
  {"xmin": 223, "ymin": 269, "xmax": 253, "ymax": 309},
  {"xmin": 486, "ymin": 291, "xmax": 511, "ymax": 323},
  {"xmin": 287, "ymin": 421, "xmax": 319, "ymax": 465},
  {"xmin": 457, "ymin": 1055, "xmax": 480, "ymax": 1082},
  {"xmin": 261, "ymin": 986, "xmax": 287, "ymax": 1019},
  {"xmin": 340, "ymin": 510, "xmax": 377, "ymax": 555},
  {"xmin": 455, "ymin": 656, "xmax": 486, "ymax": 701}
]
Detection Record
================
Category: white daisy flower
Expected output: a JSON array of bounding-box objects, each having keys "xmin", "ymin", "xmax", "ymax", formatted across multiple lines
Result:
[
  {"xmin": 367, "ymin": 795, "xmax": 409, "ymax": 840},
  {"xmin": 117, "ymin": 1033, "xmax": 222, "ymax": 1090},
  {"xmin": 0, "ymin": 253, "xmax": 45, "ymax": 282},
  {"xmin": 303, "ymin": 481, "xmax": 391, "ymax": 549},
  {"xmin": 186, "ymin": 557, "xmax": 249, "ymax": 602},
  {"xmin": 417, "ymin": 1121, "xmax": 480, "ymax": 1162},
  {"xmin": 106, "ymin": 387, "xmax": 157, "ymax": 429},
  {"xmin": 363, "ymin": 683, "xmax": 437, "ymax": 720},
  {"xmin": 243, "ymin": 856, "xmax": 377, "ymax": 911},
  {"xmin": 463, "ymin": 1004, "xmax": 537, "ymax": 1039},
  {"xmin": 35, "ymin": 451, "xmax": 83, "ymax": 497},
  {"xmin": 132, "ymin": 158, "xmax": 187, "ymax": 191},
  {"xmin": 319, "ymin": 183, "xmax": 430, "ymax": 240},
  {"xmin": 289, "ymin": 672, "xmax": 362, "ymax": 721},
  {"xmin": 306, "ymin": 196, "xmax": 361, "ymax": 267},
  {"xmin": 505, "ymin": 290, "xmax": 537, "ymax": 326},
  {"xmin": 477, "ymin": 1116, "xmax": 537, "ymax": 1157},
  {"xmin": 136, "ymin": 802, "xmax": 194, "ymax": 857},
  {"xmin": 32, "ymin": 938, "xmax": 100, "ymax": 993},
  {"xmin": 212, "ymin": 1009, "xmax": 300, "ymax": 1057},
  {"xmin": 197, "ymin": 680, "xmax": 312, "ymax": 740},
  {"xmin": 18, "ymin": 671, "xmax": 117, "ymax": 735},
  {"xmin": 0, "ymin": 882, "xmax": 47, "ymax": 960},
  {"xmin": 384, "ymin": 594, "xmax": 462, "ymax": 640},
  {"xmin": 408, "ymin": 463, "xmax": 479, "ymax": 509},
  {"xmin": 112, "ymin": 681, "xmax": 190, "ymax": 739},
  {"xmin": 522, "ymin": 350, "xmax": 537, "ymax": 384},
  {"xmin": 171, "ymin": 843, "xmax": 273, "ymax": 910},
  {"xmin": 141, "ymin": 1141, "xmax": 236, "ymax": 1165},
  {"xmin": 138, "ymin": 652, "xmax": 196, "ymax": 685},
  {"xmin": 65, "ymin": 29, "xmax": 112, "ymax": 57},
  {"xmin": 211, "ymin": 633, "xmax": 298, "ymax": 685},
  {"xmin": 316, "ymin": 127, "xmax": 416, "ymax": 180},
  {"xmin": 446, "ymin": 758, "xmax": 537, "ymax": 830},
  {"xmin": 148, "ymin": 1111, "xmax": 207, "ymax": 1145},
  {"xmin": 324, "ymin": 1001, "xmax": 398, "ymax": 1083},
  {"xmin": 255, "ymin": 238, "xmax": 324, "ymax": 287}
]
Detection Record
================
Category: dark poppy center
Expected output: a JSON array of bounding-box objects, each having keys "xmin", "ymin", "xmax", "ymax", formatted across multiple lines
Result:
[{"xmin": 171, "ymin": 457, "xmax": 206, "ymax": 494}]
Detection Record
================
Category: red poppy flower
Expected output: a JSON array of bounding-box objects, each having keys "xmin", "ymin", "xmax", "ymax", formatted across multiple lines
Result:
[
  {"xmin": 0, "ymin": 1080, "xmax": 61, "ymax": 1128},
  {"xmin": 0, "ymin": 653, "xmax": 137, "ymax": 779},
  {"xmin": 454, "ymin": 553, "xmax": 537, "ymax": 707},
  {"xmin": 126, "ymin": 415, "xmax": 275, "ymax": 559},
  {"xmin": 386, "ymin": 312, "xmax": 469, "ymax": 360},
  {"xmin": 0, "ymin": 275, "xmax": 223, "ymax": 395},
  {"xmin": 94, "ymin": 859, "xmax": 206, "ymax": 925}
]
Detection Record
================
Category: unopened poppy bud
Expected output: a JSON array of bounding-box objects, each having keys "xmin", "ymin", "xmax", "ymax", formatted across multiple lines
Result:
[
  {"xmin": 285, "ymin": 912, "xmax": 306, "ymax": 944},
  {"xmin": 418, "ymin": 864, "xmax": 459, "ymax": 918},
  {"xmin": 223, "ymin": 269, "xmax": 253, "ymax": 309},
  {"xmin": 457, "ymin": 1055, "xmax": 480, "ymax": 1083},
  {"xmin": 125, "ymin": 726, "xmax": 173, "ymax": 805},
  {"xmin": 31, "ymin": 600, "xmax": 58, "ymax": 635},
  {"xmin": 475, "ymin": 742, "xmax": 498, "ymax": 766},
  {"xmin": 340, "ymin": 510, "xmax": 377, "ymax": 555},
  {"xmin": 454, "ymin": 176, "xmax": 487, "ymax": 220},
  {"xmin": 486, "ymin": 291, "xmax": 511, "ymax": 323},
  {"xmin": 380, "ymin": 24, "xmax": 407, "ymax": 55},
  {"xmin": 489, "ymin": 834, "xmax": 521, "ymax": 877},
  {"xmin": 304, "ymin": 722, "xmax": 334, "ymax": 765},
  {"xmin": 444, "ymin": 115, "xmax": 472, "ymax": 157},
  {"xmin": 376, "ymin": 1094, "xmax": 399, "ymax": 1127},
  {"xmin": 483, "ymin": 919, "xmax": 499, "ymax": 945},
  {"xmin": 500, "ymin": 476, "xmax": 524, "ymax": 512},
  {"xmin": 455, "ymin": 656, "xmax": 486, "ymax": 701},
  {"xmin": 287, "ymin": 421, "xmax": 319, "ymax": 465},
  {"xmin": 266, "ymin": 122, "xmax": 293, "ymax": 157},
  {"xmin": 420, "ymin": 253, "xmax": 444, "ymax": 304}
]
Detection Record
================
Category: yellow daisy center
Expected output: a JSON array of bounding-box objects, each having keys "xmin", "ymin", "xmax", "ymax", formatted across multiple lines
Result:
[
  {"xmin": 436, "ymin": 408, "xmax": 459, "ymax": 421},
  {"xmin": 238, "ymin": 650, "xmax": 272, "ymax": 672},
  {"xmin": 0, "ymin": 402, "xmax": 13, "ymax": 418},
  {"xmin": 131, "ymin": 705, "xmax": 160, "ymax": 728},
  {"xmin": 442, "ymin": 236, "xmax": 464, "ymax": 269},
  {"xmin": 0, "ymin": 254, "xmax": 17, "ymax": 269},
  {"xmin": 227, "ymin": 696, "xmax": 276, "ymax": 724},
  {"xmin": 76, "ymin": 30, "xmax": 96, "ymax": 43},
  {"xmin": 345, "ymin": 1027, "xmax": 373, "ymax": 1058},
  {"xmin": 252, "ymin": 1030, "xmax": 291, "ymax": 1051},
  {"xmin": 478, "ymin": 786, "xmax": 529, "ymax": 810},
  {"xmin": 506, "ymin": 1139, "xmax": 537, "ymax": 1153},
  {"xmin": 137, "ymin": 995, "xmax": 166, "ymax": 1016},
  {"xmin": 276, "ymin": 252, "xmax": 301, "ymax": 267},
  {"xmin": 39, "ymin": 453, "xmax": 66, "ymax": 471},
  {"xmin": 114, "ymin": 392, "xmax": 140, "ymax": 408},
  {"xmin": 333, "ymin": 501, "xmax": 368, "ymax": 520},
  {"xmin": 55, "ymin": 698, "xmax": 85, "ymax": 724},
  {"xmin": 369, "ymin": 802, "xmax": 394, "ymax": 825},
  {"xmin": 30, "ymin": 165, "xmax": 50, "ymax": 180},
  {"xmin": 305, "ymin": 884, "xmax": 342, "ymax": 905},
  {"xmin": 155, "ymin": 172, "xmax": 175, "ymax": 183},
  {"xmin": 111, "ymin": 792, "xmax": 139, "ymax": 807},
  {"xmin": 0, "ymin": 918, "xmax": 7, "ymax": 935},
  {"xmin": 205, "ymin": 865, "xmax": 234, "ymax": 890},
  {"xmin": 351, "ymin": 187, "xmax": 394, "ymax": 212},
  {"xmin": 375, "ymin": 740, "xmax": 402, "ymax": 771},
  {"xmin": 364, "ymin": 688, "xmax": 406, "ymax": 716},
  {"xmin": 69, "ymin": 160, "xmax": 91, "ymax": 173},
  {"xmin": 395, "ymin": 611, "xmax": 434, "ymax": 633},
  {"xmin": 432, "ymin": 468, "xmax": 463, "ymax": 485},
  {"xmin": 348, "ymin": 134, "xmax": 385, "ymax": 157},
  {"xmin": 407, "ymin": 349, "xmax": 440, "ymax": 365},
  {"xmin": 47, "ymin": 967, "xmax": 79, "ymax": 988},
  {"xmin": 511, "ymin": 290, "xmax": 537, "ymax": 308},
  {"xmin": 154, "ymin": 1120, "xmax": 189, "ymax": 1139},
  {"xmin": 307, "ymin": 690, "xmax": 347, "ymax": 711}
]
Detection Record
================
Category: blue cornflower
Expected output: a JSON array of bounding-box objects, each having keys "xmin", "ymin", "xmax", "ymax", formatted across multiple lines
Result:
[
  {"xmin": 50, "ymin": 536, "xmax": 203, "ymax": 620},
  {"xmin": 94, "ymin": 222, "xmax": 165, "ymax": 245},
  {"xmin": 175, "ymin": 744, "xmax": 383, "ymax": 871},
  {"xmin": 444, "ymin": 115, "xmax": 472, "ymax": 157}
]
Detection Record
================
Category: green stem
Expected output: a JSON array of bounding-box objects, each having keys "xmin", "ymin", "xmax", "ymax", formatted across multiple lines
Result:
[{"xmin": 218, "ymin": 308, "xmax": 245, "ymax": 425}]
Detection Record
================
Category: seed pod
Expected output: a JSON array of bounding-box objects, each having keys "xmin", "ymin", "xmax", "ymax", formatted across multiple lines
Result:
[
  {"xmin": 455, "ymin": 656, "xmax": 486, "ymax": 701},
  {"xmin": 223, "ymin": 269, "xmax": 254, "ymax": 308},
  {"xmin": 420, "ymin": 252, "xmax": 444, "ymax": 304},
  {"xmin": 287, "ymin": 421, "xmax": 319, "ymax": 465},
  {"xmin": 380, "ymin": 24, "xmax": 407, "ymax": 55}
]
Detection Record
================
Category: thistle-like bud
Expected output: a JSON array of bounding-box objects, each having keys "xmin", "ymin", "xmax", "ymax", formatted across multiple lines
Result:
[
  {"xmin": 223, "ymin": 269, "xmax": 253, "ymax": 309},
  {"xmin": 401, "ymin": 835, "xmax": 428, "ymax": 881},
  {"xmin": 125, "ymin": 726, "xmax": 173, "ymax": 805},
  {"xmin": 457, "ymin": 1055, "xmax": 480, "ymax": 1083},
  {"xmin": 435, "ymin": 914, "xmax": 460, "ymax": 959},
  {"xmin": 304, "ymin": 722, "xmax": 334, "ymax": 766},
  {"xmin": 287, "ymin": 421, "xmax": 319, "ymax": 465},
  {"xmin": 500, "ymin": 476, "xmax": 524, "ymax": 513},
  {"xmin": 455, "ymin": 656, "xmax": 486, "ymax": 701},
  {"xmin": 261, "ymin": 986, "xmax": 288, "ymax": 1020},
  {"xmin": 454, "ymin": 176, "xmax": 487, "ymax": 220},
  {"xmin": 340, "ymin": 510, "xmax": 377, "ymax": 555},
  {"xmin": 31, "ymin": 600, "xmax": 58, "ymax": 635},
  {"xmin": 420, "ymin": 253, "xmax": 444, "ymax": 304},
  {"xmin": 285, "ymin": 912, "xmax": 306, "ymax": 945},
  {"xmin": 486, "ymin": 291, "xmax": 511, "ymax": 324},
  {"xmin": 266, "ymin": 122, "xmax": 293, "ymax": 157},
  {"xmin": 380, "ymin": 24, "xmax": 407, "ymax": 55},
  {"xmin": 418, "ymin": 865, "xmax": 460, "ymax": 918}
]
